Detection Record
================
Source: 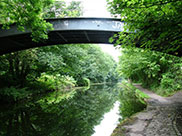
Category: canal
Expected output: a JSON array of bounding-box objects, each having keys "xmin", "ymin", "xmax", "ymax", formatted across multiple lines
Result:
[{"xmin": 0, "ymin": 84, "xmax": 121, "ymax": 136}]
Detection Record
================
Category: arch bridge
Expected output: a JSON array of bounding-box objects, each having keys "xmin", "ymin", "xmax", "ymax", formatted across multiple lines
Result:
[{"xmin": 0, "ymin": 18, "xmax": 124, "ymax": 55}]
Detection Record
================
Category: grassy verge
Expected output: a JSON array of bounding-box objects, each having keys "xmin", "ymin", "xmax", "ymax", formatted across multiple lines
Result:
[{"xmin": 150, "ymin": 86, "xmax": 182, "ymax": 97}]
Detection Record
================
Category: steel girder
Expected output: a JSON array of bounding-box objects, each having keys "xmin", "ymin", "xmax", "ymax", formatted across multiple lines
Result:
[{"xmin": 0, "ymin": 18, "xmax": 124, "ymax": 55}]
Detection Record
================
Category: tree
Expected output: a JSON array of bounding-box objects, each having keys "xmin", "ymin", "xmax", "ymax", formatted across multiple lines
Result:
[
  {"xmin": 43, "ymin": 0, "xmax": 83, "ymax": 18},
  {"xmin": 0, "ymin": 0, "xmax": 84, "ymax": 87},
  {"xmin": 0, "ymin": 0, "xmax": 82, "ymax": 42},
  {"xmin": 0, "ymin": 44, "xmax": 117, "ymax": 87},
  {"xmin": 107, "ymin": 0, "xmax": 182, "ymax": 56},
  {"xmin": 82, "ymin": 45, "xmax": 116, "ymax": 83},
  {"xmin": 117, "ymin": 48, "xmax": 182, "ymax": 94},
  {"xmin": 0, "ymin": 0, "xmax": 54, "ymax": 42},
  {"xmin": 0, "ymin": 0, "xmax": 118, "ymax": 89},
  {"xmin": 36, "ymin": 44, "xmax": 117, "ymax": 85},
  {"xmin": 0, "ymin": 49, "xmax": 38, "ymax": 86}
]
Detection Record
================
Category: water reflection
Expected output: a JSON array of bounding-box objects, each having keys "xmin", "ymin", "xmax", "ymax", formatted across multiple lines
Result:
[
  {"xmin": 92, "ymin": 101, "xmax": 120, "ymax": 136},
  {"xmin": 0, "ymin": 84, "xmax": 119, "ymax": 136}
]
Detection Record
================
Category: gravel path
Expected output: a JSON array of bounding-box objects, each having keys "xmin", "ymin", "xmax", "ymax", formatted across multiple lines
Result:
[{"xmin": 113, "ymin": 85, "xmax": 182, "ymax": 136}]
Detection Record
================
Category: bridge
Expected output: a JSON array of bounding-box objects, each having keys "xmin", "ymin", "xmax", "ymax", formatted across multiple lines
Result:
[{"xmin": 0, "ymin": 18, "xmax": 124, "ymax": 55}]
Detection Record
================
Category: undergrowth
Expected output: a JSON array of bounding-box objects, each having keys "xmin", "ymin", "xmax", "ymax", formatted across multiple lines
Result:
[{"xmin": 119, "ymin": 81, "xmax": 149, "ymax": 119}]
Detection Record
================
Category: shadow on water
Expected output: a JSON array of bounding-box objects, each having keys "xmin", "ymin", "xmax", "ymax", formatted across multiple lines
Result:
[{"xmin": 0, "ymin": 83, "xmax": 120, "ymax": 136}]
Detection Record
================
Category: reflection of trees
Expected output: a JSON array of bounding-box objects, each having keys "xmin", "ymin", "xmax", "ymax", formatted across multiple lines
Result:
[
  {"xmin": 0, "ymin": 107, "xmax": 39, "ymax": 136},
  {"xmin": 0, "ymin": 84, "xmax": 118, "ymax": 136}
]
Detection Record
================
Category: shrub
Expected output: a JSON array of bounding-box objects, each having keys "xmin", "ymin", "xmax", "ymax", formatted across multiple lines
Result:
[
  {"xmin": 36, "ymin": 73, "xmax": 76, "ymax": 91},
  {"xmin": 161, "ymin": 65, "xmax": 182, "ymax": 90},
  {"xmin": 119, "ymin": 82, "xmax": 148, "ymax": 119},
  {"xmin": 118, "ymin": 48, "xmax": 182, "ymax": 96}
]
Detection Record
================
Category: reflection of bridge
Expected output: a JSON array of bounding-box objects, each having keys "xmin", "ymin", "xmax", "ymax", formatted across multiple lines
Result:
[{"xmin": 0, "ymin": 18, "xmax": 124, "ymax": 55}]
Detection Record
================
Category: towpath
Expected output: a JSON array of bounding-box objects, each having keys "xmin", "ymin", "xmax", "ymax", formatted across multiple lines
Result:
[{"xmin": 112, "ymin": 85, "xmax": 182, "ymax": 136}]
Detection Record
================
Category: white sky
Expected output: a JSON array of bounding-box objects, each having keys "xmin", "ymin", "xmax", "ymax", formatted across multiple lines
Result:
[
  {"xmin": 66, "ymin": 0, "xmax": 111, "ymax": 17},
  {"xmin": 66, "ymin": 0, "xmax": 121, "ymax": 62},
  {"xmin": 81, "ymin": 0, "xmax": 111, "ymax": 18}
]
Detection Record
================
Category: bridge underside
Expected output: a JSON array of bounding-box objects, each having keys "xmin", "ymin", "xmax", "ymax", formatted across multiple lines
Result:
[
  {"xmin": 0, "ymin": 18, "xmax": 123, "ymax": 55},
  {"xmin": 0, "ymin": 18, "xmax": 181, "ymax": 56},
  {"xmin": 0, "ymin": 30, "xmax": 116, "ymax": 55}
]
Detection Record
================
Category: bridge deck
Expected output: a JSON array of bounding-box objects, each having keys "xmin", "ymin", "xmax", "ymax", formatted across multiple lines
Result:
[{"xmin": 0, "ymin": 18, "xmax": 124, "ymax": 55}]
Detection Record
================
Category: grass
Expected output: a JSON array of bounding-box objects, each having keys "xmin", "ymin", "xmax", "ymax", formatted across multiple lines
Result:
[{"xmin": 150, "ymin": 86, "xmax": 182, "ymax": 97}]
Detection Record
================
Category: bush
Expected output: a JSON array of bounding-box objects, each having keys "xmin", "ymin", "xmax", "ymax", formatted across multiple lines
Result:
[
  {"xmin": 118, "ymin": 48, "xmax": 182, "ymax": 96},
  {"xmin": 160, "ymin": 64, "xmax": 182, "ymax": 92},
  {"xmin": 119, "ymin": 82, "xmax": 148, "ymax": 119},
  {"xmin": 36, "ymin": 73, "xmax": 76, "ymax": 91}
]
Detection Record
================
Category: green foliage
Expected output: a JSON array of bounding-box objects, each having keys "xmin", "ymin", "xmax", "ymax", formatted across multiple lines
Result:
[
  {"xmin": 0, "ymin": 49, "xmax": 38, "ymax": 86},
  {"xmin": 107, "ymin": 0, "xmax": 182, "ymax": 56},
  {"xmin": 160, "ymin": 62, "xmax": 182, "ymax": 91},
  {"xmin": 78, "ymin": 45, "xmax": 117, "ymax": 84},
  {"xmin": 0, "ymin": 0, "xmax": 54, "ymax": 42},
  {"xmin": 0, "ymin": 0, "xmax": 83, "ymax": 41},
  {"xmin": 117, "ymin": 48, "xmax": 182, "ymax": 96},
  {"xmin": 43, "ymin": 0, "xmax": 83, "ymax": 18},
  {"xmin": 37, "ymin": 73, "xmax": 76, "ymax": 91},
  {"xmin": 82, "ymin": 77, "xmax": 91, "ymax": 87},
  {"xmin": 135, "ymin": 89, "xmax": 150, "ymax": 104},
  {"xmin": 119, "ymin": 82, "xmax": 147, "ymax": 119},
  {"xmin": 36, "ymin": 44, "xmax": 117, "ymax": 85},
  {"xmin": 117, "ymin": 48, "xmax": 162, "ymax": 87},
  {"xmin": 0, "ymin": 44, "xmax": 118, "ymax": 101},
  {"xmin": 0, "ymin": 87, "xmax": 30, "ymax": 101},
  {"xmin": 0, "ymin": 0, "xmax": 84, "ymax": 88},
  {"xmin": 66, "ymin": 1, "xmax": 83, "ymax": 17}
]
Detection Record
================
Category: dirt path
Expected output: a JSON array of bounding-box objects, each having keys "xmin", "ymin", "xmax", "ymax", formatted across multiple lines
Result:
[{"xmin": 113, "ymin": 85, "xmax": 182, "ymax": 136}]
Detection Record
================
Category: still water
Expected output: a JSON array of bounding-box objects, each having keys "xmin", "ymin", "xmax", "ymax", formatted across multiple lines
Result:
[
  {"xmin": 92, "ymin": 101, "xmax": 120, "ymax": 136},
  {"xmin": 0, "ymin": 84, "xmax": 121, "ymax": 136}
]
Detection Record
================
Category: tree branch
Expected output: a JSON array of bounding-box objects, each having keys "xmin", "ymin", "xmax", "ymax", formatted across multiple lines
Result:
[{"xmin": 125, "ymin": 0, "xmax": 181, "ymax": 9}]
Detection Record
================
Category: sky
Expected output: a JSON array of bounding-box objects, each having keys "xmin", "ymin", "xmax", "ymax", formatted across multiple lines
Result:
[
  {"xmin": 66, "ymin": 0, "xmax": 121, "ymax": 61},
  {"xmin": 67, "ymin": 0, "xmax": 111, "ymax": 17}
]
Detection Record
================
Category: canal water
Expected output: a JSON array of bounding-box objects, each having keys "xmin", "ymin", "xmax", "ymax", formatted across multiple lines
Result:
[
  {"xmin": 0, "ymin": 84, "xmax": 121, "ymax": 136},
  {"xmin": 92, "ymin": 101, "xmax": 120, "ymax": 136}
]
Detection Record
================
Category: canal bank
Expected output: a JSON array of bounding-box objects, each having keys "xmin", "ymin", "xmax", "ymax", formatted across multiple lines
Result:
[{"xmin": 111, "ymin": 85, "xmax": 182, "ymax": 136}]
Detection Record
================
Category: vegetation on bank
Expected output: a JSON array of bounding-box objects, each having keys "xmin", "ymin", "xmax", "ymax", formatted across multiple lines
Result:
[
  {"xmin": 110, "ymin": 82, "xmax": 149, "ymax": 136},
  {"xmin": 0, "ymin": 44, "xmax": 118, "ymax": 102},
  {"xmin": 107, "ymin": 0, "xmax": 182, "ymax": 96},
  {"xmin": 118, "ymin": 81, "xmax": 149, "ymax": 119},
  {"xmin": 112, "ymin": 48, "xmax": 181, "ymax": 135},
  {"xmin": 117, "ymin": 48, "xmax": 182, "ymax": 96}
]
